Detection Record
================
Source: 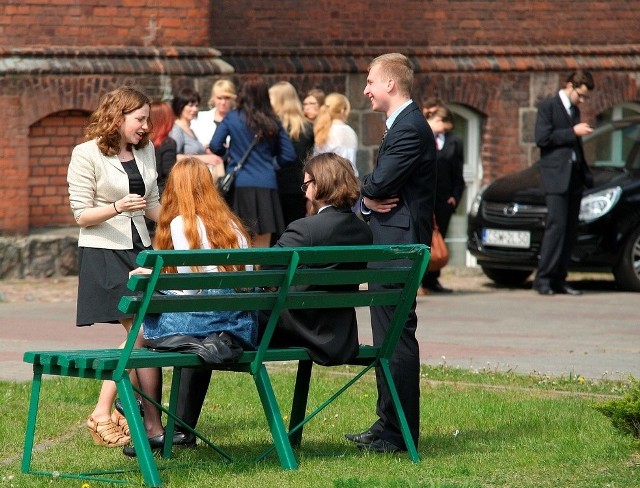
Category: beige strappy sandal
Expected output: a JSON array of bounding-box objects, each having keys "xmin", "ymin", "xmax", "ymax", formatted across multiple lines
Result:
[
  {"xmin": 87, "ymin": 416, "xmax": 131, "ymax": 447},
  {"xmin": 111, "ymin": 409, "xmax": 130, "ymax": 437}
]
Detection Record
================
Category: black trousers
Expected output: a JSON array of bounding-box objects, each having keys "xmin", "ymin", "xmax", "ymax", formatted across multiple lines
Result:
[
  {"xmin": 368, "ymin": 284, "xmax": 420, "ymax": 448},
  {"xmin": 534, "ymin": 169, "xmax": 583, "ymax": 288},
  {"xmin": 175, "ymin": 368, "xmax": 212, "ymax": 430}
]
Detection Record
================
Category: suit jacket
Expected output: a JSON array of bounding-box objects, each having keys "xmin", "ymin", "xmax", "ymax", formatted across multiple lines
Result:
[
  {"xmin": 268, "ymin": 206, "xmax": 373, "ymax": 365},
  {"xmin": 361, "ymin": 100, "xmax": 437, "ymax": 246},
  {"xmin": 67, "ymin": 139, "xmax": 160, "ymax": 249},
  {"xmin": 535, "ymin": 93, "xmax": 592, "ymax": 194},
  {"xmin": 435, "ymin": 132, "xmax": 465, "ymax": 206}
]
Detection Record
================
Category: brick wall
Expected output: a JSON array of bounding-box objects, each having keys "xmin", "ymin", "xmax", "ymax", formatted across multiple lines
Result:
[
  {"xmin": 1, "ymin": 1, "xmax": 640, "ymax": 235},
  {"xmin": 29, "ymin": 111, "xmax": 88, "ymax": 228},
  {"xmin": 2, "ymin": 0, "xmax": 208, "ymax": 48},
  {"xmin": 211, "ymin": 0, "xmax": 638, "ymax": 48}
]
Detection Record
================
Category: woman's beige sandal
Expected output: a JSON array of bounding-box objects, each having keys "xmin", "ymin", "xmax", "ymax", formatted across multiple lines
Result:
[
  {"xmin": 87, "ymin": 416, "xmax": 131, "ymax": 447},
  {"xmin": 111, "ymin": 409, "xmax": 130, "ymax": 437}
]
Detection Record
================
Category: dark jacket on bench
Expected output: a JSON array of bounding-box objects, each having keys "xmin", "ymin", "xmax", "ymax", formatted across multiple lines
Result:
[{"xmin": 264, "ymin": 206, "xmax": 373, "ymax": 365}]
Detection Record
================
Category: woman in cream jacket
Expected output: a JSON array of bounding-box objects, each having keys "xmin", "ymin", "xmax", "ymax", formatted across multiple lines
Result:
[{"xmin": 67, "ymin": 87, "xmax": 160, "ymax": 447}]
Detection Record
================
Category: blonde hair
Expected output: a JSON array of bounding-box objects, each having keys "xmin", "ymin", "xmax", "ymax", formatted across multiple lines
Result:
[
  {"xmin": 207, "ymin": 79, "xmax": 237, "ymax": 109},
  {"xmin": 155, "ymin": 157, "xmax": 250, "ymax": 273},
  {"xmin": 313, "ymin": 93, "xmax": 351, "ymax": 147},
  {"xmin": 269, "ymin": 81, "xmax": 309, "ymax": 141},
  {"xmin": 368, "ymin": 53, "xmax": 414, "ymax": 98}
]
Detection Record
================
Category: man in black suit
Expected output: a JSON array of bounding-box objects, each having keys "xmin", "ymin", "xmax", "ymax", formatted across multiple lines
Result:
[
  {"xmin": 533, "ymin": 71, "xmax": 595, "ymax": 296},
  {"xmin": 345, "ymin": 53, "xmax": 436, "ymax": 453}
]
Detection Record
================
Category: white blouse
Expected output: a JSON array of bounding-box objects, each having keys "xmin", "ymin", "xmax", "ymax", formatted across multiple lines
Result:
[{"xmin": 314, "ymin": 121, "xmax": 359, "ymax": 176}]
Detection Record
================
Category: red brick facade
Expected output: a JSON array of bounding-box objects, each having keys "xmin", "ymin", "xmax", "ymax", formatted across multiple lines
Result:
[{"xmin": 1, "ymin": 1, "xmax": 639, "ymax": 234}]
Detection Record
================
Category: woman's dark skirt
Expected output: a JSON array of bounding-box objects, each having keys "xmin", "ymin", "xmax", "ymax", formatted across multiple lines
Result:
[
  {"xmin": 232, "ymin": 187, "xmax": 285, "ymax": 236},
  {"xmin": 76, "ymin": 224, "xmax": 151, "ymax": 326}
]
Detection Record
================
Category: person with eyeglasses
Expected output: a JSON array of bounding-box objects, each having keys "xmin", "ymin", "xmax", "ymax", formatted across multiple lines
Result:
[
  {"xmin": 533, "ymin": 70, "xmax": 595, "ymax": 296},
  {"xmin": 302, "ymin": 88, "xmax": 325, "ymax": 123},
  {"xmin": 258, "ymin": 152, "xmax": 373, "ymax": 366}
]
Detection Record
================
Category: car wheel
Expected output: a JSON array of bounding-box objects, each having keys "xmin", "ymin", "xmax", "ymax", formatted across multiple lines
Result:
[
  {"xmin": 481, "ymin": 267, "xmax": 532, "ymax": 286},
  {"xmin": 613, "ymin": 226, "xmax": 640, "ymax": 292}
]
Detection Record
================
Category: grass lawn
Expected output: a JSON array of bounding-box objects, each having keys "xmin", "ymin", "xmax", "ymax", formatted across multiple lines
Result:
[{"xmin": 1, "ymin": 365, "xmax": 638, "ymax": 487}]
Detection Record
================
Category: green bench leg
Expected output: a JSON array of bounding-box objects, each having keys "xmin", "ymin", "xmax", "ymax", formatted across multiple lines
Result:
[
  {"xmin": 117, "ymin": 378, "xmax": 163, "ymax": 487},
  {"xmin": 254, "ymin": 364, "xmax": 298, "ymax": 469},
  {"xmin": 379, "ymin": 358, "xmax": 420, "ymax": 462},
  {"xmin": 21, "ymin": 366, "xmax": 42, "ymax": 474},
  {"xmin": 289, "ymin": 360, "xmax": 313, "ymax": 447}
]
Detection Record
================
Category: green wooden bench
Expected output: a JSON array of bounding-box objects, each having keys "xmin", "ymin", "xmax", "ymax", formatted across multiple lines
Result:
[{"xmin": 22, "ymin": 244, "xmax": 430, "ymax": 486}]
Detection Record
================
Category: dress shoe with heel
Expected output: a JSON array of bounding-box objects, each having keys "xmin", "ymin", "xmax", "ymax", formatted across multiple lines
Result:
[{"xmin": 122, "ymin": 429, "xmax": 196, "ymax": 457}]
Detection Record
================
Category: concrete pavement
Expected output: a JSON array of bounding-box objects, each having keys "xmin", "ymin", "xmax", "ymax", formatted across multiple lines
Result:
[{"xmin": 1, "ymin": 273, "xmax": 638, "ymax": 381}]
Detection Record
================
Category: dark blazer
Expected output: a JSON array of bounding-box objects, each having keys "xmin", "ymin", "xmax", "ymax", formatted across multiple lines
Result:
[
  {"xmin": 435, "ymin": 132, "xmax": 465, "ymax": 206},
  {"xmin": 535, "ymin": 93, "xmax": 592, "ymax": 194},
  {"xmin": 155, "ymin": 136, "xmax": 177, "ymax": 197},
  {"xmin": 361, "ymin": 101, "xmax": 437, "ymax": 246},
  {"xmin": 267, "ymin": 206, "xmax": 373, "ymax": 365},
  {"xmin": 277, "ymin": 121, "xmax": 314, "ymax": 195}
]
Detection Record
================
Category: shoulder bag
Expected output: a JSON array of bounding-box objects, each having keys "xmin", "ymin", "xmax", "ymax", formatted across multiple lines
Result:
[{"xmin": 217, "ymin": 135, "xmax": 259, "ymax": 197}]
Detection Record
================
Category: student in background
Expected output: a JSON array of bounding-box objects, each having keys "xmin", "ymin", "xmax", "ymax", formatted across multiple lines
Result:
[
  {"xmin": 313, "ymin": 92, "xmax": 359, "ymax": 176},
  {"xmin": 269, "ymin": 81, "xmax": 315, "ymax": 228}
]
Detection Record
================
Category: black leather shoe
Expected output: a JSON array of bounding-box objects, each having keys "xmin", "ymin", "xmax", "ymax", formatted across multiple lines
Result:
[
  {"xmin": 345, "ymin": 430, "xmax": 377, "ymax": 445},
  {"xmin": 427, "ymin": 281, "xmax": 453, "ymax": 293},
  {"xmin": 556, "ymin": 283, "xmax": 582, "ymax": 296},
  {"xmin": 534, "ymin": 284, "xmax": 555, "ymax": 296},
  {"xmin": 356, "ymin": 437, "xmax": 405, "ymax": 453},
  {"xmin": 122, "ymin": 431, "xmax": 196, "ymax": 457}
]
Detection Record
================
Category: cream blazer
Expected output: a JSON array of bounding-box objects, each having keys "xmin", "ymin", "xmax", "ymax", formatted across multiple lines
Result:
[{"xmin": 67, "ymin": 139, "xmax": 160, "ymax": 249}]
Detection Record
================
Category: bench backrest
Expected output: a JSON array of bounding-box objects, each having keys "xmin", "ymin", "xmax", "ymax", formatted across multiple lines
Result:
[{"xmin": 117, "ymin": 244, "xmax": 430, "ymax": 377}]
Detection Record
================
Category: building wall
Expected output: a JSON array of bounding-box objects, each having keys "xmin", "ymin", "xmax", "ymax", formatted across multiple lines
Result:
[{"xmin": 1, "ymin": 0, "xmax": 640, "ymax": 236}]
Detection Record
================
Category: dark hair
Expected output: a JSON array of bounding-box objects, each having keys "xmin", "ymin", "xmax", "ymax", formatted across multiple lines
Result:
[
  {"xmin": 304, "ymin": 152, "xmax": 360, "ymax": 208},
  {"xmin": 171, "ymin": 87, "xmax": 201, "ymax": 118},
  {"xmin": 567, "ymin": 71, "xmax": 595, "ymax": 91},
  {"xmin": 236, "ymin": 76, "xmax": 280, "ymax": 141}
]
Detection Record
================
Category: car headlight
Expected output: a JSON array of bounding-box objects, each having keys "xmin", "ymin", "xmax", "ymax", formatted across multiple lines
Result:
[
  {"xmin": 469, "ymin": 185, "xmax": 487, "ymax": 218},
  {"xmin": 579, "ymin": 186, "xmax": 622, "ymax": 223}
]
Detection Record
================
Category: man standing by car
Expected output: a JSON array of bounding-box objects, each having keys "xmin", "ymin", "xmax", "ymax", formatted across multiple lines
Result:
[{"xmin": 533, "ymin": 70, "xmax": 595, "ymax": 296}]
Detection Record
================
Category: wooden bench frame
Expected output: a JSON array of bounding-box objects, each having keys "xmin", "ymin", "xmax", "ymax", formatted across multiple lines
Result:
[{"xmin": 22, "ymin": 244, "xmax": 430, "ymax": 486}]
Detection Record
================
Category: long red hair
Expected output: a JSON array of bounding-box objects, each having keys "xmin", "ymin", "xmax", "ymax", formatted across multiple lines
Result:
[
  {"xmin": 154, "ymin": 157, "xmax": 250, "ymax": 272},
  {"xmin": 150, "ymin": 101, "xmax": 174, "ymax": 147}
]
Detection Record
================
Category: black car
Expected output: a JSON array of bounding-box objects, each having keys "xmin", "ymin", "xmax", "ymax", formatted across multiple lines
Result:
[{"xmin": 467, "ymin": 116, "xmax": 640, "ymax": 291}]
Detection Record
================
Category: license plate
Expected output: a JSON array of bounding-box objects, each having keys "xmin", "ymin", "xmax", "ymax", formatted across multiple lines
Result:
[{"xmin": 482, "ymin": 228, "xmax": 531, "ymax": 249}]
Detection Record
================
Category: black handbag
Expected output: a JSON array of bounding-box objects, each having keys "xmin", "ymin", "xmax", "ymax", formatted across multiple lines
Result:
[{"xmin": 217, "ymin": 135, "xmax": 259, "ymax": 197}]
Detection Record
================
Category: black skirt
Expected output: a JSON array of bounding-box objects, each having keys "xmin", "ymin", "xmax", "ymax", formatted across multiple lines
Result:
[
  {"xmin": 231, "ymin": 187, "xmax": 285, "ymax": 236},
  {"xmin": 76, "ymin": 223, "xmax": 151, "ymax": 326}
]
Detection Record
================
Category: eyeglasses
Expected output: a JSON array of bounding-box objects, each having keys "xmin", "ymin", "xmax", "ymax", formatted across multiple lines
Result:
[
  {"xmin": 300, "ymin": 179, "xmax": 315, "ymax": 192},
  {"xmin": 572, "ymin": 88, "xmax": 590, "ymax": 101}
]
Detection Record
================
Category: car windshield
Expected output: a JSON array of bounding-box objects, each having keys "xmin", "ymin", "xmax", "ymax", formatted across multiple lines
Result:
[{"xmin": 584, "ymin": 118, "xmax": 640, "ymax": 170}]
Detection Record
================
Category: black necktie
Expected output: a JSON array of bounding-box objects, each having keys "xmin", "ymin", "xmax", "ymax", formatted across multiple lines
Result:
[
  {"xmin": 570, "ymin": 105, "xmax": 579, "ymax": 125},
  {"xmin": 380, "ymin": 127, "xmax": 388, "ymax": 145}
]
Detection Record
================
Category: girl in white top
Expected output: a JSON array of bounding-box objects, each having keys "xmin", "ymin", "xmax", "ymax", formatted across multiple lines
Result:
[
  {"xmin": 128, "ymin": 157, "xmax": 255, "ymax": 448},
  {"xmin": 313, "ymin": 92, "xmax": 359, "ymax": 176}
]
